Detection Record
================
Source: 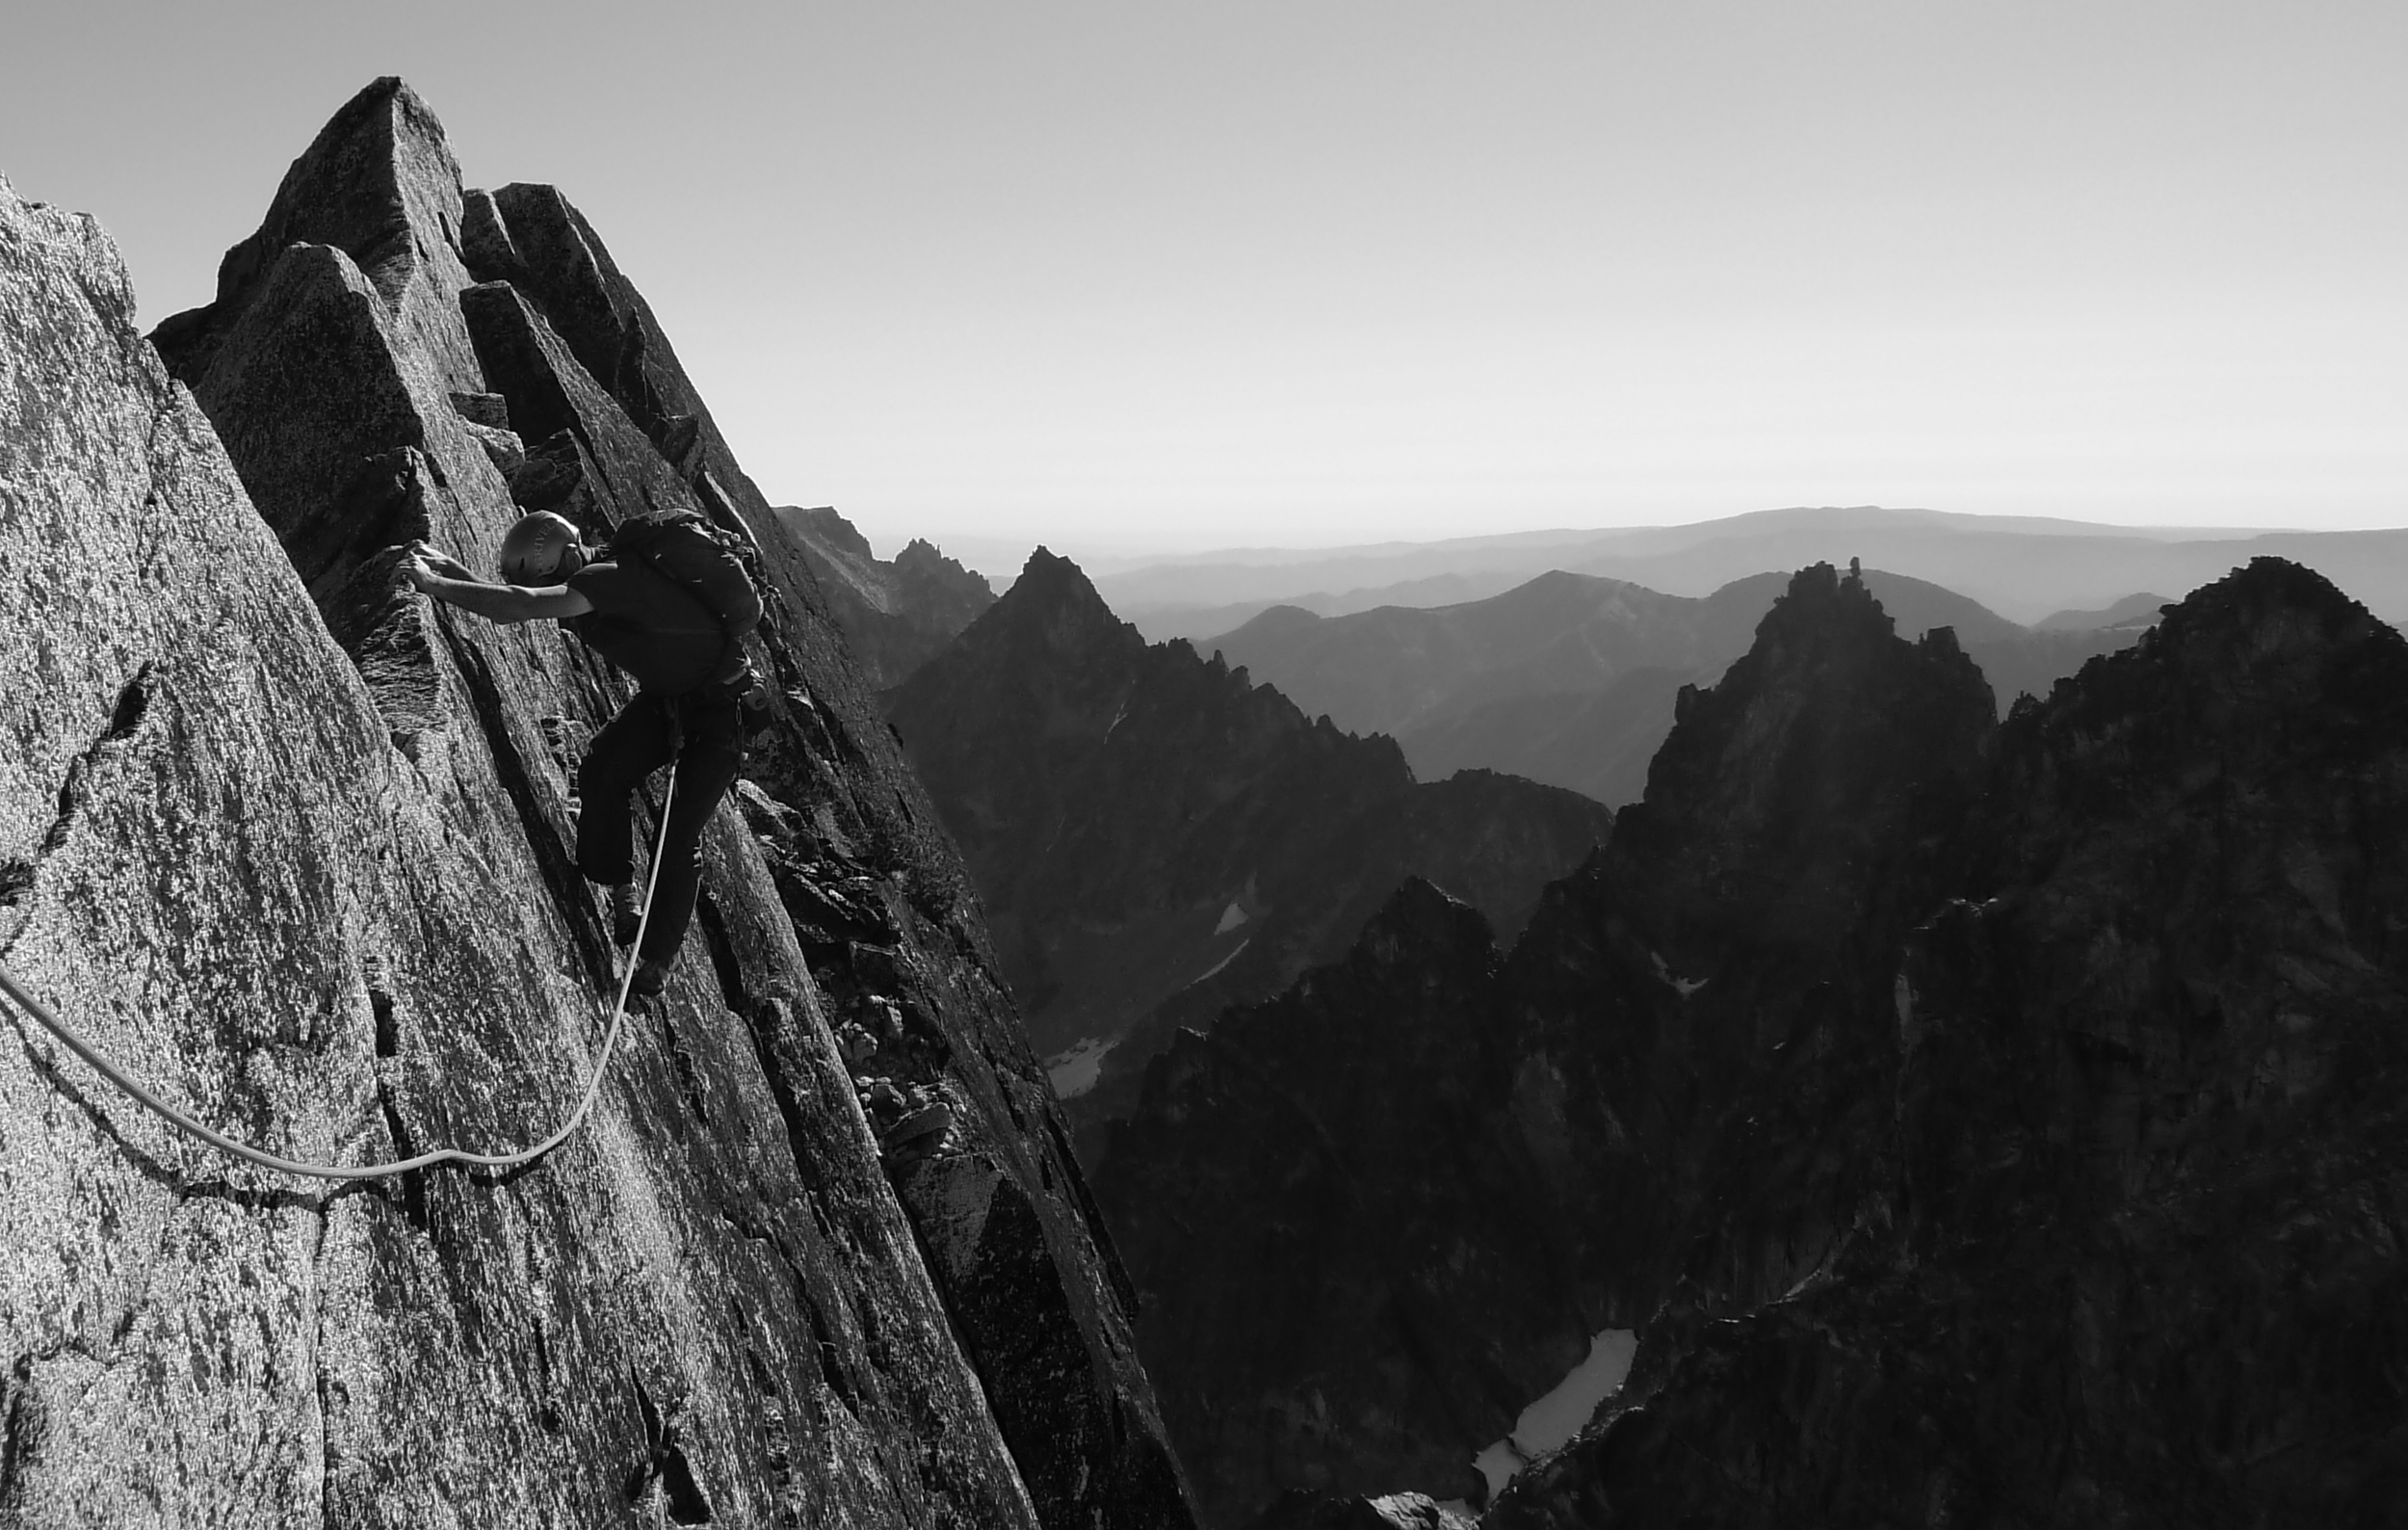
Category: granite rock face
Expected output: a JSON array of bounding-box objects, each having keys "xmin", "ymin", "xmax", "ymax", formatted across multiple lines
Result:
[
  {"xmin": 1, "ymin": 169, "xmax": 1034, "ymax": 1530},
  {"xmin": 777, "ymin": 506, "xmax": 995, "ymax": 690},
  {"xmin": 1109, "ymin": 559, "xmax": 2408, "ymax": 1526},
  {"xmin": 884, "ymin": 548, "xmax": 1613, "ymax": 1162},
  {"xmin": 2, "ymin": 76, "xmax": 1196, "ymax": 1530},
  {"xmin": 149, "ymin": 79, "xmax": 484, "ymax": 399},
  {"xmin": 454, "ymin": 164, "xmax": 1196, "ymax": 1530}
]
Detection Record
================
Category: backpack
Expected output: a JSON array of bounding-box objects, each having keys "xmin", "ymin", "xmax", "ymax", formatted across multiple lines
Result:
[{"xmin": 606, "ymin": 510, "xmax": 764, "ymax": 677}]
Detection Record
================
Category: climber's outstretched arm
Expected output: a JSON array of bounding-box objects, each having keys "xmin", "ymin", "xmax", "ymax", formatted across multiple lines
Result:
[{"xmin": 405, "ymin": 545, "xmax": 592, "ymax": 624}]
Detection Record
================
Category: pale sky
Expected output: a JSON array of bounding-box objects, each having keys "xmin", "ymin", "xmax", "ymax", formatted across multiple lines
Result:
[{"xmin": 4, "ymin": 2, "xmax": 2401, "ymax": 560}]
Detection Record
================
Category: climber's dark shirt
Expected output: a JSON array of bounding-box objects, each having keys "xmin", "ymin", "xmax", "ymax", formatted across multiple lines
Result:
[{"xmin": 565, "ymin": 559, "xmax": 731, "ymax": 695}]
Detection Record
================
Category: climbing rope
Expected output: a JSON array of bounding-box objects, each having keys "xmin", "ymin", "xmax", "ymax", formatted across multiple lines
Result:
[{"xmin": 0, "ymin": 768, "xmax": 677, "ymax": 1181}]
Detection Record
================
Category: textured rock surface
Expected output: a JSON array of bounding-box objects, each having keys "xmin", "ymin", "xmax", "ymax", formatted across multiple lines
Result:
[
  {"xmin": 777, "ymin": 506, "xmax": 995, "ymax": 690},
  {"xmin": 1109, "ymin": 559, "xmax": 2408, "ymax": 1526},
  {"xmin": 4, "ymin": 75, "xmax": 1196, "ymax": 1530},
  {"xmin": 1099, "ymin": 565, "xmax": 1998, "ymax": 1521},
  {"xmin": 149, "ymin": 80, "xmax": 484, "ymax": 399},
  {"xmin": 885, "ymin": 548, "xmax": 1613, "ymax": 1162},
  {"xmin": 1, "ymin": 171, "xmax": 1034, "ymax": 1530}
]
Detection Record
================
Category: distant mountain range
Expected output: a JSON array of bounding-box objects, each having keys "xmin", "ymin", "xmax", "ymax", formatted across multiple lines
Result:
[
  {"xmin": 2035, "ymin": 590, "xmax": 2175, "ymax": 630},
  {"xmin": 793, "ymin": 512, "xmax": 2174, "ymax": 816},
  {"xmin": 1099, "ymin": 558, "xmax": 2408, "ymax": 1524},
  {"xmin": 1080, "ymin": 505, "xmax": 2407, "ymax": 639},
  {"xmin": 1210, "ymin": 565, "xmax": 2157, "ymax": 806},
  {"xmin": 882, "ymin": 550, "xmax": 1610, "ymax": 1160},
  {"xmin": 777, "ymin": 505, "xmax": 995, "ymax": 687}
]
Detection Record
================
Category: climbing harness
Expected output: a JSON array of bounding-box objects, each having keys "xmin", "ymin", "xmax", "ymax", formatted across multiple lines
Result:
[{"xmin": 0, "ymin": 769, "xmax": 678, "ymax": 1181}]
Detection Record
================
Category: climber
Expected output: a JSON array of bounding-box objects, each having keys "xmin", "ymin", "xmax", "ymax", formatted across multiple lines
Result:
[{"xmin": 405, "ymin": 509, "xmax": 766, "ymax": 999}]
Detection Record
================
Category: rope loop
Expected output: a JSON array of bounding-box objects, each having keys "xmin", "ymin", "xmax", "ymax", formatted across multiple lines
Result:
[{"xmin": 0, "ymin": 767, "xmax": 679, "ymax": 1181}]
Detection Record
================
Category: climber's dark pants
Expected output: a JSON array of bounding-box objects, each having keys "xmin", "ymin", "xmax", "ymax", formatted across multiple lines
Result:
[{"xmin": 576, "ymin": 688, "xmax": 745, "ymax": 964}]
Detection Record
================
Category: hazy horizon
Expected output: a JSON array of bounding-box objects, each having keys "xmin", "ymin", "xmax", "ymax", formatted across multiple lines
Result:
[
  {"xmin": 833, "ymin": 502, "xmax": 2301, "ymax": 585},
  {"xmin": 6, "ymin": 2, "xmax": 2401, "ymax": 557}
]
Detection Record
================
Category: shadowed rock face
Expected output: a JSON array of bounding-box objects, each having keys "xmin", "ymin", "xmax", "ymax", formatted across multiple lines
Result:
[
  {"xmin": 1097, "ymin": 564, "xmax": 1999, "ymax": 1522},
  {"xmin": 884, "ymin": 548, "xmax": 1614, "ymax": 1163},
  {"xmin": 778, "ymin": 506, "xmax": 996, "ymax": 690},
  {"xmin": 1107, "ymin": 559, "xmax": 2408, "ymax": 1526},
  {"xmin": 2, "ymin": 76, "xmax": 1197, "ymax": 1529},
  {"xmin": 1251, "ymin": 1490, "xmax": 1479, "ymax": 1530},
  {"xmin": 1491, "ymin": 558, "xmax": 2408, "ymax": 1526},
  {"xmin": 1102, "ymin": 882, "xmax": 1566, "ymax": 1514}
]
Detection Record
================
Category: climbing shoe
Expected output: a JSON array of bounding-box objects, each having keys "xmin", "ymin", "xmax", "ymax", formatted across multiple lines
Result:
[
  {"xmin": 629, "ymin": 958, "xmax": 671, "ymax": 1000},
  {"xmin": 609, "ymin": 883, "xmax": 642, "ymax": 947}
]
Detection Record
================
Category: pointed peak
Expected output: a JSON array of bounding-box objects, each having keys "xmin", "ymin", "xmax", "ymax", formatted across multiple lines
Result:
[
  {"xmin": 2157, "ymin": 556, "xmax": 2377, "ymax": 647},
  {"xmin": 893, "ymin": 537, "xmax": 986, "ymax": 593},
  {"xmin": 2021, "ymin": 556, "xmax": 2407, "ymax": 734},
  {"xmin": 329, "ymin": 75, "xmax": 449, "ymax": 143},
  {"xmin": 1629, "ymin": 556, "xmax": 1997, "ymax": 895},
  {"xmin": 782, "ymin": 505, "xmax": 872, "ymax": 561},
  {"xmin": 1006, "ymin": 546, "xmax": 1110, "ymax": 610},
  {"xmin": 1308, "ymin": 875, "xmax": 1498, "ymax": 995},
  {"xmin": 1689, "ymin": 560, "xmax": 1987, "ymax": 731},
  {"xmin": 945, "ymin": 543, "xmax": 1135, "ymax": 663},
  {"xmin": 222, "ymin": 76, "xmax": 466, "ymax": 298},
  {"xmin": 463, "ymin": 182, "xmax": 660, "ymax": 374},
  {"xmin": 153, "ymin": 77, "xmax": 480, "ymax": 391},
  {"xmin": 1753, "ymin": 560, "xmax": 1897, "ymax": 648},
  {"xmin": 1018, "ymin": 543, "xmax": 1079, "ymax": 579},
  {"xmin": 1372, "ymin": 875, "xmax": 1484, "ymax": 934}
]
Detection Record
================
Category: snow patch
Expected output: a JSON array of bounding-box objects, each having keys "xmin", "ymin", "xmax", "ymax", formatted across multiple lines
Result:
[
  {"xmin": 1650, "ymin": 951, "xmax": 1707, "ymax": 996},
  {"xmin": 1045, "ymin": 1035, "xmax": 1117, "ymax": 1098},
  {"xmin": 1191, "ymin": 936, "xmax": 1250, "ymax": 986},
  {"xmin": 1214, "ymin": 900, "xmax": 1250, "ymax": 936},
  {"xmin": 1473, "ymin": 1329, "xmax": 1637, "ymax": 1500}
]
